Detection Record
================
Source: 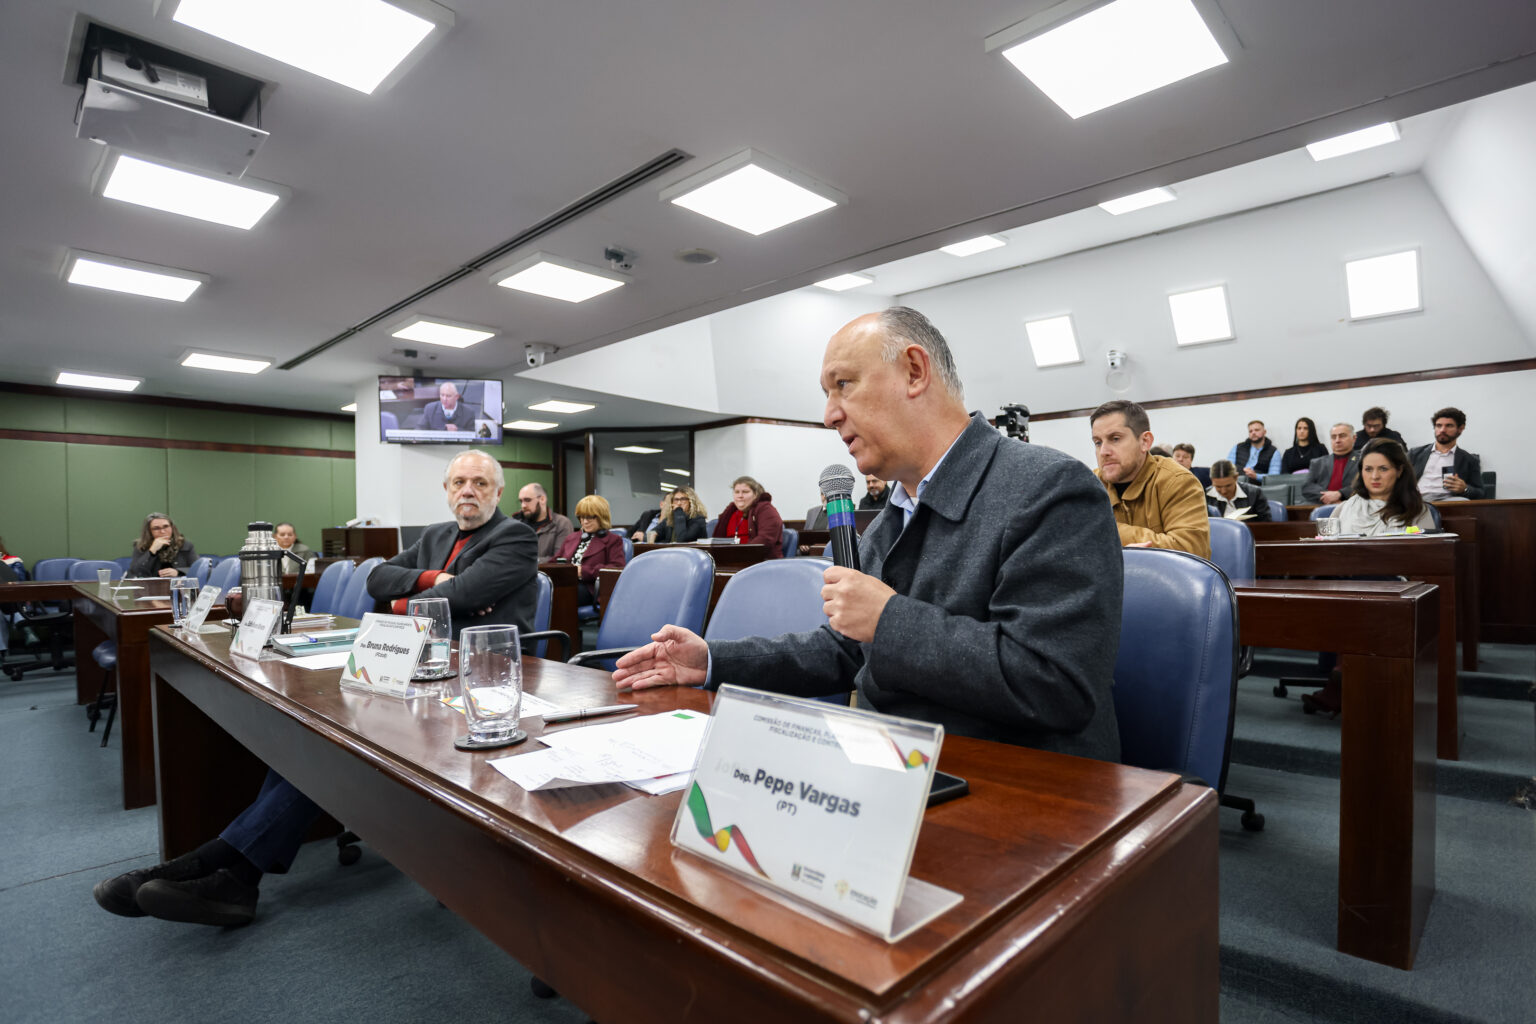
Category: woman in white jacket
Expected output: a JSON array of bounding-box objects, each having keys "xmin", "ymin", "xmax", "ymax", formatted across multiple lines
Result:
[{"xmin": 1333, "ymin": 438, "xmax": 1438, "ymax": 536}]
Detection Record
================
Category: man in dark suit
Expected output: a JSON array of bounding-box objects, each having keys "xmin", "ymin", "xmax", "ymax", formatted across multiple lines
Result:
[
  {"xmin": 1409, "ymin": 406, "xmax": 1484, "ymax": 500},
  {"xmin": 1303, "ymin": 422, "xmax": 1362, "ymax": 504},
  {"xmin": 93, "ymin": 450, "xmax": 537, "ymax": 928},
  {"xmin": 421, "ymin": 381, "xmax": 476, "ymax": 432},
  {"xmin": 614, "ymin": 307, "xmax": 1123, "ymax": 762}
]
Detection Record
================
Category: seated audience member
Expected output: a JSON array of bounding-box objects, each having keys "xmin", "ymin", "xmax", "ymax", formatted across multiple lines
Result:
[
  {"xmin": 128, "ymin": 514, "xmax": 199, "ymax": 578},
  {"xmin": 628, "ymin": 488, "xmax": 669, "ymax": 542},
  {"xmin": 1226, "ymin": 420, "xmax": 1280, "ymax": 480},
  {"xmin": 1170, "ymin": 443, "xmax": 1195, "ymax": 470},
  {"xmin": 1280, "ymin": 417, "xmax": 1327, "ymax": 474},
  {"xmin": 0, "ymin": 536, "xmax": 21, "ymax": 572},
  {"xmin": 272, "ymin": 522, "xmax": 315, "ymax": 564},
  {"xmin": 650, "ymin": 487, "xmax": 708, "ymax": 543},
  {"xmin": 1353, "ymin": 405, "xmax": 1406, "ymax": 450},
  {"xmin": 1302, "ymin": 423, "xmax": 1362, "ymax": 504},
  {"xmin": 711, "ymin": 475, "xmax": 784, "ymax": 558},
  {"xmin": 1410, "ymin": 406, "xmax": 1485, "ymax": 501},
  {"xmin": 1334, "ymin": 439, "xmax": 1437, "ymax": 536},
  {"xmin": 1149, "ymin": 445, "xmax": 1172, "ymax": 458},
  {"xmin": 515, "ymin": 482, "xmax": 574, "ymax": 560},
  {"xmin": 803, "ymin": 497, "xmax": 828, "ymax": 531},
  {"xmin": 1090, "ymin": 400, "xmax": 1211, "ymax": 557},
  {"xmin": 1205, "ymin": 460, "xmax": 1273, "ymax": 520},
  {"xmin": 93, "ymin": 449, "xmax": 537, "ymax": 927},
  {"xmin": 555, "ymin": 494, "xmax": 628, "ymax": 605},
  {"xmin": 859, "ymin": 474, "xmax": 890, "ymax": 511}
]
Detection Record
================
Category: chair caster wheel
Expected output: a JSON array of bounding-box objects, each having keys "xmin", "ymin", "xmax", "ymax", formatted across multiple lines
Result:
[
  {"xmin": 531, "ymin": 977, "xmax": 559, "ymax": 999},
  {"xmin": 1272, "ymin": 684, "xmax": 1288, "ymax": 698},
  {"xmin": 1241, "ymin": 811, "xmax": 1265, "ymax": 832},
  {"xmin": 337, "ymin": 844, "xmax": 361, "ymax": 866}
]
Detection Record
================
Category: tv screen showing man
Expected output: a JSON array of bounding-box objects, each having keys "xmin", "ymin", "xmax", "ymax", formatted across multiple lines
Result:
[{"xmin": 378, "ymin": 376, "xmax": 503, "ymax": 444}]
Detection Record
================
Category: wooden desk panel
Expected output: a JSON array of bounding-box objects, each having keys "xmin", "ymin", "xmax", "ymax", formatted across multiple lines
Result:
[
  {"xmin": 537, "ymin": 562, "xmax": 580, "ymax": 654},
  {"xmin": 150, "ymin": 629, "xmax": 1217, "ymax": 1023},
  {"xmin": 1, "ymin": 579, "xmax": 83, "ymax": 603},
  {"xmin": 1435, "ymin": 499, "xmax": 1535, "ymax": 643},
  {"xmin": 633, "ymin": 542, "xmax": 769, "ymax": 568}
]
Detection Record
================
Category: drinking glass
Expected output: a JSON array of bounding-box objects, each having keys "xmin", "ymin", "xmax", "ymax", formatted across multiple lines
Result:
[
  {"xmin": 1316, "ymin": 515, "xmax": 1342, "ymax": 539},
  {"xmin": 407, "ymin": 596, "xmax": 453, "ymax": 681},
  {"xmin": 170, "ymin": 577, "xmax": 201, "ymax": 630},
  {"xmin": 457, "ymin": 625, "xmax": 523, "ymax": 745},
  {"xmin": 96, "ymin": 568, "xmax": 112, "ymax": 586}
]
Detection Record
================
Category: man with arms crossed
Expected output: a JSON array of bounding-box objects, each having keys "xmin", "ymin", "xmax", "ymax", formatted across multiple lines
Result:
[
  {"xmin": 93, "ymin": 450, "xmax": 537, "ymax": 927},
  {"xmin": 1090, "ymin": 401, "xmax": 1212, "ymax": 558},
  {"xmin": 1303, "ymin": 423, "xmax": 1362, "ymax": 505},
  {"xmin": 615, "ymin": 307, "xmax": 1122, "ymax": 761}
]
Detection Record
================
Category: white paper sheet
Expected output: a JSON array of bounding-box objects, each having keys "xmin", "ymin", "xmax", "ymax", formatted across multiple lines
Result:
[
  {"xmin": 287, "ymin": 651, "xmax": 354, "ymax": 671},
  {"xmin": 489, "ymin": 711, "xmax": 708, "ymax": 791}
]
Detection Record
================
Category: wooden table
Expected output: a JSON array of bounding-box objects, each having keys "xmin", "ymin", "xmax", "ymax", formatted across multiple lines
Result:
[
  {"xmin": 634, "ymin": 541, "xmax": 770, "ymax": 568},
  {"xmin": 149, "ymin": 628, "xmax": 1218, "ymax": 1023},
  {"xmin": 537, "ymin": 562, "xmax": 580, "ymax": 653},
  {"xmin": 1253, "ymin": 534, "xmax": 1464, "ymax": 761},
  {"xmin": 1233, "ymin": 579, "xmax": 1438, "ymax": 969},
  {"xmin": 1, "ymin": 579, "xmax": 83, "ymax": 603}
]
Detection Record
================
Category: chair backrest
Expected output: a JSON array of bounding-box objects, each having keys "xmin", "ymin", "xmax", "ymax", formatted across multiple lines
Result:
[
  {"xmin": 380, "ymin": 410, "xmax": 398, "ymax": 431},
  {"xmin": 69, "ymin": 559, "xmax": 124, "ymax": 581},
  {"xmin": 1267, "ymin": 500, "xmax": 1286, "ymax": 522},
  {"xmin": 528, "ymin": 571, "xmax": 554, "ymax": 658},
  {"xmin": 620, "ymin": 534, "xmax": 634, "ymax": 564},
  {"xmin": 1112, "ymin": 548, "xmax": 1240, "ymax": 795},
  {"xmin": 334, "ymin": 557, "xmax": 384, "ymax": 620},
  {"xmin": 113, "ymin": 556, "xmax": 134, "ymax": 573},
  {"xmin": 705, "ymin": 559, "xmax": 830, "ymax": 642},
  {"xmin": 209, "ymin": 556, "xmax": 243, "ymax": 594},
  {"xmin": 705, "ymin": 517, "xmax": 717, "ymax": 535},
  {"xmin": 33, "ymin": 558, "xmax": 80, "ymax": 581},
  {"xmin": 309, "ymin": 559, "xmax": 355, "ymax": 615},
  {"xmin": 780, "ymin": 526, "xmax": 799, "ymax": 558},
  {"xmin": 592, "ymin": 548, "xmax": 716, "ymax": 662},
  {"xmin": 1205, "ymin": 518, "xmax": 1255, "ymax": 582},
  {"xmin": 1426, "ymin": 504, "xmax": 1442, "ymax": 530},
  {"xmin": 1310, "ymin": 504, "xmax": 1336, "ymax": 520},
  {"xmin": 189, "ymin": 556, "xmax": 214, "ymax": 586}
]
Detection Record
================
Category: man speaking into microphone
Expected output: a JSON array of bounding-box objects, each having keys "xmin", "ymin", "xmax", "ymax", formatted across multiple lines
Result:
[{"xmin": 614, "ymin": 308, "xmax": 1123, "ymax": 760}]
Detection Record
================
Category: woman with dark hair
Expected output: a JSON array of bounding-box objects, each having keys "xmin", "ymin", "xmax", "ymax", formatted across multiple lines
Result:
[
  {"xmin": 128, "ymin": 514, "xmax": 199, "ymax": 578},
  {"xmin": 710, "ymin": 475, "xmax": 783, "ymax": 558},
  {"xmin": 1280, "ymin": 417, "xmax": 1327, "ymax": 474},
  {"xmin": 649, "ymin": 487, "xmax": 708, "ymax": 543},
  {"xmin": 1333, "ymin": 439, "xmax": 1436, "ymax": 536},
  {"xmin": 554, "ymin": 494, "xmax": 627, "ymax": 605}
]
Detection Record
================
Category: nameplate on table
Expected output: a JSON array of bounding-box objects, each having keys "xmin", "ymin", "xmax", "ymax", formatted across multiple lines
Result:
[
  {"xmin": 184, "ymin": 585, "xmax": 222, "ymax": 633},
  {"xmin": 671, "ymin": 685, "xmax": 960, "ymax": 943},
  {"xmin": 340, "ymin": 613, "xmax": 429, "ymax": 699},
  {"xmin": 231, "ymin": 599, "xmax": 283, "ymax": 659}
]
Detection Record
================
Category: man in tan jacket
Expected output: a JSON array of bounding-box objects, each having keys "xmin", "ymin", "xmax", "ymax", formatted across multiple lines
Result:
[{"xmin": 1090, "ymin": 400, "xmax": 1211, "ymax": 558}]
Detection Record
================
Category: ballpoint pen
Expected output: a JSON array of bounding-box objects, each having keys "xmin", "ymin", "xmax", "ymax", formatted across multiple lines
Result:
[{"xmin": 541, "ymin": 703, "xmax": 639, "ymax": 723}]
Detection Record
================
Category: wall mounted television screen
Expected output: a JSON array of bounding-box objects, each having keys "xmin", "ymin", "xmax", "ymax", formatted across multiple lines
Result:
[{"xmin": 378, "ymin": 376, "xmax": 503, "ymax": 444}]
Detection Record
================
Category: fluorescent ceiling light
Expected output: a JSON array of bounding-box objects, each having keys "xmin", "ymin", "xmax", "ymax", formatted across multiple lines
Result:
[
  {"xmin": 181, "ymin": 352, "xmax": 271, "ymax": 374},
  {"xmin": 503, "ymin": 419, "xmax": 559, "ymax": 431},
  {"xmin": 660, "ymin": 483, "xmax": 678, "ymax": 492},
  {"xmin": 1168, "ymin": 285, "xmax": 1234, "ymax": 346},
  {"xmin": 814, "ymin": 273, "xmax": 874, "ymax": 292},
  {"xmin": 64, "ymin": 251, "xmax": 206, "ymax": 302},
  {"xmin": 170, "ymin": 0, "xmax": 448, "ymax": 94},
  {"xmin": 661, "ymin": 149, "xmax": 845, "ymax": 236},
  {"xmin": 341, "ymin": 402, "xmax": 358, "ymax": 412},
  {"xmin": 1307, "ymin": 122, "xmax": 1401, "ymax": 161},
  {"xmin": 56, "ymin": 371, "xmax": 142, "ymax": 392},
  {"xmin": 493, "ymin": 253, "xmax": 625, "ymax": 303},
  {"xmin": 614, "ymin": 445, "xmax": 663, "ymax": 454},
  {"xmin": 996, "ymin": 0, "xmax": 1229, "ymax": 119},
  {"xmin": 1024, "ymin": 315, "xmax": 1082, "ymax": 367},
  {"xmin": 528, "ymin": 400, "xmax": 595, "ymax": 414},
  {"xmin": 1346, "ymin": 251, "xmax": 1420, "ymax": 320},
  {"xmin": 663, "ymin": 468, "xmax": 691, "ymax": 476},
  {"xmin": 1098, "ymin": 187, "xmax": 1176, "ymax": 215},
  {"xmin": 389, "ymin": 317, "xmax": 495, "ymax": 349},
  {"xmin": 940, "ymin": 235, "xmax": 1007, "ymax": 257},
  {"xmin": 99, "ymin": 154, "xmax": 283, "ymax": 229}
]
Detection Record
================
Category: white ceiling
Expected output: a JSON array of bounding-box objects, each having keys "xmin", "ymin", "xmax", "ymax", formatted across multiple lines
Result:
[{"xmin": 4, "ymin": 0, "xmax": 1536, "ymax": 429}]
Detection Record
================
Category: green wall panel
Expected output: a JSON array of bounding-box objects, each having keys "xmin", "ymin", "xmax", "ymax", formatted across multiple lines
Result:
[
  {"xmin": 66, "ymin": 444, "xmax": 167, "ymax": 560},
  {"xmin": 251, "ymin": 415, "xmax": 331, "ymax": 450},
  {"xmin": 330, "ymin": 420, "xmax": 355, "ymax": 451},
  {"xmin": 513, "ymin": 437, "xmax": 553, "ymax": 464},
  {"xmin": 0, "ymin": 439, "xmax": 69, "ymax": 562},
  {"xmin": 255, "ymin": 455, "xmax": 335, "ymax": 550},
  {"xmin": 168, "ymin": 449, "xmax": 256, "ymax": 557},
  {"xmin": 331, "ymin": 459, "xmax": 355, "ymax": 526},
  {"xmin": 65, "ymin": 398, "xmax": 166, "ymax": 439},
  {"xmin": 0, "ymin": 393, "xmax": 66, "ymax": 432},
  {"xmin": 498, "ymin": 469, "xmax": 553, "ymax": 516},
  {"xmin": 166, "ymin": 407, "xmax": 255, "ymax": 445}
]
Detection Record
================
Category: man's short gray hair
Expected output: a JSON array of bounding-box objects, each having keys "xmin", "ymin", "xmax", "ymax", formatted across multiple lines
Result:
[
  {"xmin": 876, "ymin": 307, "xmax": 964, "ymax": 402},
  {"xmin": 444, "ymin": 449, "xmax": 505, "ymax": 490},
  {"xmin": 1332, "ymin": 422, "xmax": 1354, "ymax": 434}
]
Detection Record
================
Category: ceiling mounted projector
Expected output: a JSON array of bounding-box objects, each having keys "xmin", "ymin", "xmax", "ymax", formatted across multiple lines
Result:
[{"xmin": 77, "ymin": 77, "xmax": 268, "ymax": 178}]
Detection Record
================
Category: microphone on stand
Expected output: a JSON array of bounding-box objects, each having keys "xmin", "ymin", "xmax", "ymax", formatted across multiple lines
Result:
[{"xmin": 818, "ymin": 464, "xmax": 861, "ymax": 571}]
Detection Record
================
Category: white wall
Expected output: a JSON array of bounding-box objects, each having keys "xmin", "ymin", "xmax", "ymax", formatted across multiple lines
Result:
[
  {"xmin": 353, "ymin": 379, "xmax": 499, "ymax": 527},
  {"xmin": 518, "ymin": 317, "xmax": 722, "ymax": 413},
  {"xmin": 694, "ymin": 422, "xmax": 856, "ymax": 525}
]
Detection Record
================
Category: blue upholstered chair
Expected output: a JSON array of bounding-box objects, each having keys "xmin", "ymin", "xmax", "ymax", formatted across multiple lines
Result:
[
  {"xmin": 333, "ymin": 557, "xmax": 384, "ymax": 620},
  {"xmin": 705, "ymin": 517, "xmax": 717, "ymax": 536},
  {"xmin": 704, "ymin": 558, "xmax": 830, "ymax": 642},
  {"xmin": 308, "ymin": 559, "xmax": 354, "ymax": 615},
  {"xmin": 780, "ymin": 527, "xmax": 799, "ymax": 558},
  {"xmin": 209, "ymin": 556, "xmax": 243, "ymax": 595},
  {"xmin": 32, "ymin": 558, "xmax": 79, "ymax": 581},
  {"xmin": 1267, "ymin": 500, "xmax": 1286, "ymax": 522},
  {"xmin": 568, "ymin": 548, "xmax": 716, "ymax": 670},
  {"xmin": 621, "ymin": 534, "xmax": 635, "ymax": 564},
  {"xmin": 1113, "ymin": 547, "xmax": 1263, "ymax": 831},
  {"xmin": 1206, "ymin": 518, "xmax": 1254, "ymax": 582},
  {"xmin": 519, "ymin": 572, "xmax": 571, "ymax": 661},
  {"xmin": 189, "ymin": 556, "xmax": 214, "ymax": 586},
  {"xmin": 113, "ymin": 556, "xmax": 134, "ymax": 574},
  {"xmin": 1310, "ymin": 504, "xmax": 1336, "ymax": 520},
  {"xmin": 68, "ymin": 560, "xmax": 124, "ymax": 582},
  {"xmin": 2, "ymin": 559, "xmax": 77, "ymax": 680},
  {"xmin": 88, "ymin": 641, "xmax": 119, "ymax": 744}
]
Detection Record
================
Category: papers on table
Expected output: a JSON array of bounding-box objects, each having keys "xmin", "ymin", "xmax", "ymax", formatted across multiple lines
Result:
[
  {"xmin": 287, "ymin": 650, "xmax": 355, "ymax": 671},
  {"xmin": 489, "ymin": 710, "xmax": 708, "ymax": 793}
]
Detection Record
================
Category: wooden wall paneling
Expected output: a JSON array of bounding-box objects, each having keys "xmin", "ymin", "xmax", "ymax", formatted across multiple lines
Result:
[
  {"xmin": 66, "ymin": 443, "xmax": 167, "ymax": 560},
  {"xmin": 254, "ymin": 454, "xmax": 335, "ymax": 555}
]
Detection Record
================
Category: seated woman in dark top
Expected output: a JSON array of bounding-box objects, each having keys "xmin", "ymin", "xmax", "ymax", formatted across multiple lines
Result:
[
  {"xmin": 554, "ymin": 494, "xmax": 627, "ymax": 606},
  {"xmin": 1280, "ymin": 417, "xmax": 1328, "ymax": 474},
  {"xmin": 649, "ymin": 487, "xmax": 708, "ymax": 543},
  {"xmin": 128, "ymin": 513, "xmax": 199, "ymax": 578},
  {"xmin": 710, "ymin": 475, "xmax": 783, "ymax": 558}
]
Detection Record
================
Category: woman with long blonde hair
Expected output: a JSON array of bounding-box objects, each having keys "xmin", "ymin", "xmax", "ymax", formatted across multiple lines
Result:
[{"xmin": 649, "ymin": 487, "xmax": 708, "ymax": 543}]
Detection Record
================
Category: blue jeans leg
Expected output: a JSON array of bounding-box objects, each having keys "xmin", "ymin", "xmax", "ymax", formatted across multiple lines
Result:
[{"xmin": 219, "ymin": 769, "xmax": 323, "ymax": 874}]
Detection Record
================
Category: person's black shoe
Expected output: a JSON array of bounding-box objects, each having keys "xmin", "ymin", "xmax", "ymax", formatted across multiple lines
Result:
[
  {"xmin": 93, "ymin": 854, "xmax": 214, "ymax": 918},
  {"xmin": 135, "ymin": 868, "xmax": 259, "ymax": 927}
]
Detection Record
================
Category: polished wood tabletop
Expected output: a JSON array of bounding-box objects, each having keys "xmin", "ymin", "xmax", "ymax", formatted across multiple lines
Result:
[
  {"xmin": 0, "ymin": 579, "xmax": 83, "ymax": 603},
  {"xmin": 149, "ymin": 628, "xmax": 1218, "ymax": 1023}
]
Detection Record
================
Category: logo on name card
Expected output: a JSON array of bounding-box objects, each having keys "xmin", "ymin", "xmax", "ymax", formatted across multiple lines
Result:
[{"xmin": 686, "ymin": 783, "xmax": 769, "ymax": 878}]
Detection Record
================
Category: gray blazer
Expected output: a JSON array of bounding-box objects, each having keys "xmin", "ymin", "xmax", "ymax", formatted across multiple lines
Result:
[
  {"xmin": 367, "ymin": 509, "xmax": 538, "ymax": 637},
  {"xmin": 709, "ymin": 413, "xmax": 1123, "ymax": 761},
  {"xmin": 1302, "ymin": 451, "xmax": 1361, "ymax": 503}
]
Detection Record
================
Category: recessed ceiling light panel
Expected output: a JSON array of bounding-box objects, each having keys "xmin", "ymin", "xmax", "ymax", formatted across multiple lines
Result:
[
  {"xmin": 661, "ymin": 149, "xmax": 845, "ymax": 235},
  {"xmin": 1098, "ymin": 186, "xmax": 1177, "ymax": 215},
  {"xmin": 181, "ymin": 351, "xmax": 271, "ymax": 374},
  {"xmin": 940, "ymin": 235, "xmax": 1007, "ymax": 257},
  {"xmin": 341, "ymin": 402, "xmax": 358, "ymax": 412},
  {"xmin": 98, "ymin": 154, "xmax": 284, "ymax": 229},
  {"xmin": 813, "ymin": 273, "xmax": 874, "ymax": 292},
  {"xmin": 1306, "ymin": 122, "xmax": 1401, "ymax": 161},
  {"xmin": 1024, "ymin": 315, "xmax": 1083, "ymax": 367},
  {"xmin": 56, "ymin": 371, "xmax": 143, "ymax": 392},
  {"xmin": 528, "ymin": 400, "xmax": 596, "ymax": 414},
  {"xmin": 503, "ymin": 419, "xmax": 559, "ymax": 431},
  {"xmin": 1346, "ymin": 250, "xmax": 1420, "ymax": 320},
  {"xmin": 388, "ymin": 316, "xmax": 496, "ymax": 348},
  {"xmin": 63, "ymin": 250, "xmax": 207, "ymax": 302},
  {"xmin": 1168, "ymin": 284, "xmax": 1234, "ymax": 346},
  {"xmin": 614, "ymin": 445, "xmax": 663, "ymax": 454},
  {"xmin": 492, "ymin": 252, "xmax": 626, "ymax": 303},
  {"xmin": 994, "ymin": 0, "xmax": 1229, "ymax": 119}
]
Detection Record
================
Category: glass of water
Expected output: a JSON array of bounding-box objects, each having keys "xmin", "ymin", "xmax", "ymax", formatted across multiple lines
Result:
[
  {"xmin": 1316, "ymin": 514, "xmax": 1342, "ymax": 539},
  {"xmin": 169, "ymin": 577, "xmax": 201, "ymax": 630},
  {"xmin": 456, "ymin": 625, "xmax": 524, "ymax": 746},
  {"xmin": 407, "ymin": 597, "xmax": 453, "ymax": 682}
]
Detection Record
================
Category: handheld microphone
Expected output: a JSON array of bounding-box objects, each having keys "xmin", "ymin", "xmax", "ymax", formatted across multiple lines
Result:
[{"xmin": 818, "ymin": 464, "xmax": 861, "ymax": 571}]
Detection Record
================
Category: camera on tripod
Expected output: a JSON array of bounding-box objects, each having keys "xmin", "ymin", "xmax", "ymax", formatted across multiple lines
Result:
[{"xmin": 999, "ymin": 403, "xmax": 1030, "ymax": 442}]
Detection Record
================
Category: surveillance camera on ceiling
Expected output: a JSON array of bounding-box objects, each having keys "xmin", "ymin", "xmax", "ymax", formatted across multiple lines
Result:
[
  {"xmin": 604, "ymin": 246, "xmax": 634, "ymax": 271},
  {"xmin": 525, "ymin": 343, "xmax": 557, "ymax": 368}
]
